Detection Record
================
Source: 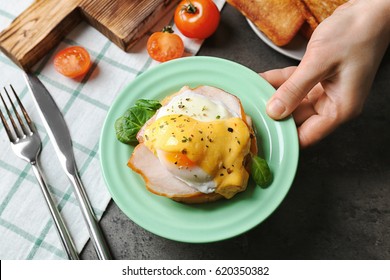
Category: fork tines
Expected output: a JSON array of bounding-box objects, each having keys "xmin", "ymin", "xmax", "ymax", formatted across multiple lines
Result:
[{"xmin": 0, "ymin": 85, "xmax": 34, "ymax": 142}]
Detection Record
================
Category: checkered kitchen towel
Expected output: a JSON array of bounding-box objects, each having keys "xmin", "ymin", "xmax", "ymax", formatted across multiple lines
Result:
[{"xmin": 0, "ymin": 0, "xmax": 225, "ymax": 259}]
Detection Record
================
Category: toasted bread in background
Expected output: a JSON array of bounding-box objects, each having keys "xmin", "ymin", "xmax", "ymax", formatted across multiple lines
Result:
[
  {"xmin": 227, "ymin": 0, "xmax": 305, "ymax": 46},
  {"xmin": 300, "ymin": 0, "xmax": 347, "ymax": 22},
  {"xmin": 296, "ymin": 0, "xmax": 347, "ymax": 38},
  {"xmin": 294, "ymin": 0, "xmax": 319, "ymax": 38}
]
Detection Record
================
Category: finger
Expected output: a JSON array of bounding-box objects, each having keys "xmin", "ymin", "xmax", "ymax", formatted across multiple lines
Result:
[
  {"xmin": 293, "ymin": 83, "xmax": 325, "ymax": 125},
  {"xmin": 292, "ymin": 100, "xmax": 317, "ymax": 126},
  {"xmin": 306, "ymin": 83, "xmax": 325, "ymax": 103},
  {"xmin": 260, "ymin": 67, "xmax": 297, "ymax": 89},
  {"xmin": 266, "ymin": 54, "xmax": 331, "ymax": 120},
  {"xmin": 298, "ymin": 114, "xmax": 339, "ymax": 148}
]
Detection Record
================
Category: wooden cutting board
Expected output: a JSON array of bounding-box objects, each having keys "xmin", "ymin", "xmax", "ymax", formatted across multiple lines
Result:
[{"xmin": 0, "ymin": 0, "xmax": 179, "ymax": 70}]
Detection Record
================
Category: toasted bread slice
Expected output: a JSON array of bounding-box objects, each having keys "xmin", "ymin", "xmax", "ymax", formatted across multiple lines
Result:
[
  {"xmin": 299, "ymin": 21, "xmax": 316, "ymax": 39},
  {"xmin": 295, "ymin": 0, "xmax": 319, "ymax": 38},
  {"xmin": 298, "ymin": 0, "xmax": 347, "ymax": 24},
  {"xmin": 227, "ymin": 0, "xmax": 305, "ymax": 46},
  {"xmin": 296, "ymin": 0, "xmax": 347, "ymax": 39}
]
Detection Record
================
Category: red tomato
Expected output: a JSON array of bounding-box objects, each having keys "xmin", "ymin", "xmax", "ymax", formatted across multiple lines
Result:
[
  {"xmin": 147, "ymin": 26, "xmax": 184, "ymax": 62},
  {"xmin": 53, "ymin": 46, "xmax": 91, "ymax": 78},
  {"xmin": 174, "ymin": 0, "xmax": 220, "ymax": 39}
]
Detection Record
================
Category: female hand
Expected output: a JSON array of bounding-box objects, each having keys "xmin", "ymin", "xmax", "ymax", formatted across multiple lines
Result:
[{"xmin": 262, "ymin": 0, "xmax": 390, "ymax": 148}]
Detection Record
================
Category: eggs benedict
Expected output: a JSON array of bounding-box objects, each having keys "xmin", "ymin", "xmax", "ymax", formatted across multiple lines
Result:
[{"xmin": 128, "ymin": 85, "xmax": 258, "ymax": 203}]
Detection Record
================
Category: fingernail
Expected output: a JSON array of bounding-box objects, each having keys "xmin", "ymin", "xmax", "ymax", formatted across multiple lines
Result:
[{"xmin": 267, "ymin": 99, "xmax": 286, "ymax": 118}]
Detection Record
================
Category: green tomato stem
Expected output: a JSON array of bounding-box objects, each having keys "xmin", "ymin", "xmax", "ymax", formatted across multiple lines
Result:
[
  {"xmin": 183, "ymin": 1, "xmax": 197, "ymax": 14},
  {"xmin": 162, "ymin": 25, "xmax": 174, "ymax": 33}
]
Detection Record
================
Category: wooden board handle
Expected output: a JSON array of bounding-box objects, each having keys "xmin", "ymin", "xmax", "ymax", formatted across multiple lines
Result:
[
  {"xmin": 0, "ymin": 0, "xmax": 179, "ymax": 70},
  {"xmin": 0, "ymin": 0, "xmax": 82, "ymax": 70}
]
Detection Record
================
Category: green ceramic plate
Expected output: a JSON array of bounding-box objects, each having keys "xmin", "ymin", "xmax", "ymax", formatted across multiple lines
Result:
[{"xmin": 100, "ymin": 56, "xmax": 299, "ymax": 243}]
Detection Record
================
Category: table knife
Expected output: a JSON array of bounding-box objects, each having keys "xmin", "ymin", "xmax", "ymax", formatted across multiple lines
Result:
[{"xmin": 24, "ymin": 72, "xmax": 112, "ymax": 260}]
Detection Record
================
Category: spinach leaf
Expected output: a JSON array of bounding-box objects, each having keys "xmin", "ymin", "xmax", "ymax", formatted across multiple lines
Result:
[
  {"xmin": 250, "ymin": 155, "xmax": 272, "ymax": 188},
  {"xmin": 115, "ymin": 99, "xmax": 161, "ymax": 145},
  {"xmin": 135, "ymin": 99, "xmax": 162, "ymax": 110}
]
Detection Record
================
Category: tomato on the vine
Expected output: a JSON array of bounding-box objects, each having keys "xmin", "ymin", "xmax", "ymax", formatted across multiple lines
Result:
[
  {"xmin": 147, "ymin": 26, "xmax": 184, "ymax": 62},
  {"xmin": 174, "ymin": 0, "xmax": 220, "ymax": 39},
  {"xmin": 53, "ymin": 46, "xmax": 91, "ymax": 78}
]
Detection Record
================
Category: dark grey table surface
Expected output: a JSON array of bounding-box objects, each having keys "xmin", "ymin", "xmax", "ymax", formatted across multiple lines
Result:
[{"xmin": 82, "ymin": 4, "xmax": 390, "ymax": 260}]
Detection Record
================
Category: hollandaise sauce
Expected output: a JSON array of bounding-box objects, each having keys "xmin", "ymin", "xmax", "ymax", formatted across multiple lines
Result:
[{"xmin": 143, "ymin": 114, "xmax": 251, "ymax": 198}]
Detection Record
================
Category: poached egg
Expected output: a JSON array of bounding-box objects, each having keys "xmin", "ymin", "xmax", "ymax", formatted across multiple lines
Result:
[{"xmin": 129, "ymin": 85, "xmax": 256, "ymax": 202}]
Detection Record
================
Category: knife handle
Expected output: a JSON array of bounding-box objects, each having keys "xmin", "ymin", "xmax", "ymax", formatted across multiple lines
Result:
[
  {"xmin": 31, "ymin": 163, "xmax": 79, "ymax": 260},
  {"xmin": 68, "ymin": 171, "xmax": 112, "ymax": 260}
]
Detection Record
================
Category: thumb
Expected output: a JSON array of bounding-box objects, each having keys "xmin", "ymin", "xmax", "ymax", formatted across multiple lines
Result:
[{"xmin": 266, "ymin": 58, "xmax": 328, "ymax": 120}]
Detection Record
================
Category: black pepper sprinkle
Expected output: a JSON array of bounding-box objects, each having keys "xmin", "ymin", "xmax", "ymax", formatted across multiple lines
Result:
[
  {"xmin": 228, "ymin": 127, "xmax": 234, "ymax": 133},
  {"xmin": 181, "ymin": 149, "xmax": 187, "ymax": 154},
  {"xmin": 220, "ymin": 173, "xmax": 224, "ymax": 176}
]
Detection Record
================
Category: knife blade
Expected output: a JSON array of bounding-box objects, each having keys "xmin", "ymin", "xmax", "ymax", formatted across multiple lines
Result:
[{"xmin": 24, "ymin": 72, "xmax": 112, "ymax": 260}]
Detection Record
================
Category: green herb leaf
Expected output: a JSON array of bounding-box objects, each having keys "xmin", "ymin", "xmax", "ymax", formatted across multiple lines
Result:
[
  {"xmin": 135, "ymin": 99, "xmax": 162, "ymax": 111},
  {"xmin": 115, "ymin": 99, "xmax": 161, "ymax": 145},
  {"xmin": 250, "ymin": 155, "xmax": 272, "ymax": 188}
]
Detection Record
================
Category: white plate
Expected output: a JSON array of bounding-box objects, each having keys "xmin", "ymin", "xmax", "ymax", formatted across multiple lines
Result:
[{"xmin": 247, "ymin": 19, "xmax": 307, "ymax": 61}]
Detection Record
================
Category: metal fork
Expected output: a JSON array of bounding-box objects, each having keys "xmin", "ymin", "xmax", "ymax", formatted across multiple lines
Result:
[{"xmin": 0, "ymin": 85, "xmax": 79, "ymax": 260}]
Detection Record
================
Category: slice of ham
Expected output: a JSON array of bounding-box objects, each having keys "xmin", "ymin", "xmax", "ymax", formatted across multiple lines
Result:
[{"xmin": 128, "ymin": 143, "xmax": 222, "ymax": 203}]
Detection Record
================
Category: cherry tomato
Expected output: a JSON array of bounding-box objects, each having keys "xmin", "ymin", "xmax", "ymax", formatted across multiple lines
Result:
[
  {"xmin": 174, "ymin": 0, "xmax": 220, "ymax": 39},
  {"xmin": 147, "ymin": 26, "xmax": 184, "ymax": 62},
  {"xmin": 53, "ymin": 46, "xmax": 91, "ymax": 78}
]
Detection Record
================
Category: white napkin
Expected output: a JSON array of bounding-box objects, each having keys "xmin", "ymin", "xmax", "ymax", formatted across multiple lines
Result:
[{"xmin": 0, "ymin": 0, "xmax": 225, "ymax": 259}]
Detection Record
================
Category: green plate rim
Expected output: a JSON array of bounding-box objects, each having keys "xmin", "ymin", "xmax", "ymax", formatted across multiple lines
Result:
[{"xmin": 99, "ymin": 56, "xmax": 299, "ymax": 243}]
